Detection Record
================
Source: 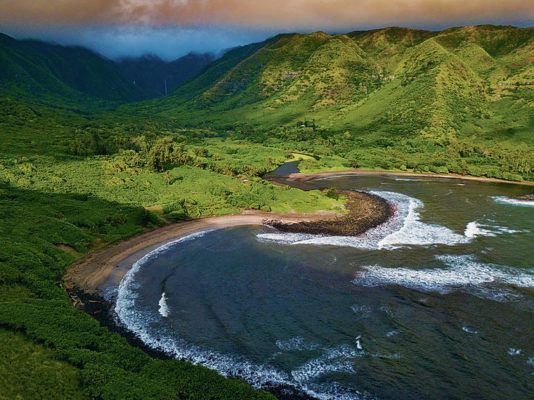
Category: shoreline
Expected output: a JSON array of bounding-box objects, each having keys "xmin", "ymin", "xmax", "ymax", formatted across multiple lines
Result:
[
  {"xmin": 287, "ymin": 169, "xmax": 534, "ymax": 186},
  {"xmin": 65, "ymin": 210, "xmax": 341, "ymax": 294},
  {"xmin": 268, "ymin": 191, "xmax": 391, "ymax": 236},
  {"xmin": 63, "ymin": 166, "xmax": 531, "ymax": 400}
]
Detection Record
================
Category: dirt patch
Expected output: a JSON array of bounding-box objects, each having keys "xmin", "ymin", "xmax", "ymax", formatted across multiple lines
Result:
[{"xmin": 55, "ymin": 243, "xmax": 81, "ymax": 257}]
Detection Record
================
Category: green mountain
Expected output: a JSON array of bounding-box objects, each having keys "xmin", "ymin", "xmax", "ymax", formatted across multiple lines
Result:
[
  {"xmin": 0, "ymin": 33, "xmax": 213, "ymax": 107},
  {"xmin": 149, "ymin": 25, "xmax": 532, "ymax": 141},
  {"xmin": 1, "ymin": 26, "xmax": 531, "ymax": 180},
  {"xmin": 116, "ymin": 53, "xmax": 214, "ymax": 98},
  {"xmin": 0, "ymin": 24, "xmax": 533, "ymax": 400}
]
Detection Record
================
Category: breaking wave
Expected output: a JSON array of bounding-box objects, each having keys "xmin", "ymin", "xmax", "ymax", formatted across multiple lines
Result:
[
  {"xmin": 258, "ymin": 192, "xmax": 516, "ymax": 250},
  {"xmin": 493, "ymin": 196, "xmax": 534, "ymax": 207},
  {"xmin": 276, "ymin": 336, "xmax": 321, "ymax": 352},
  {"xmin": 158, "ymin": 292, "xmax": 170, "ymax": 318},
  {"xmin": 352, "ymin": 254, "xmax": 534, "ymax": 299},
  {"xmin": 464, "ymin": 221, "xmax": 523, "ymax": 238}
]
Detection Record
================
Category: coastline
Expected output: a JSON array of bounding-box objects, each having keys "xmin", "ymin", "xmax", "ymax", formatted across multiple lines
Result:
[
  {"xmin": 62, "ymin": 166, "xmax": 531, "ymax": 400},
  {"xmin": 65, "ymin": 210, "xmax": 341, "ymax": 294},
  {"xmin": 65, "ymin": 165, "xmax": 534, "ymax": 297},
  {"xmin": 287, "ymin": 169, "xmax": 534, "ymax": 186}
]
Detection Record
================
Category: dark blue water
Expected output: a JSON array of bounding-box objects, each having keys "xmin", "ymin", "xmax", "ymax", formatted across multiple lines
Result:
[{"xmin": 115, "ymin": 175, "xmax": 534, "ymax": 400}]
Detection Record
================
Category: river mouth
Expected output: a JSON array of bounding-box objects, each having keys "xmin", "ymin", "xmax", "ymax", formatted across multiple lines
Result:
[{"xmin": 111, "ymin": 175, "xmax": 533, "ymax": 400}]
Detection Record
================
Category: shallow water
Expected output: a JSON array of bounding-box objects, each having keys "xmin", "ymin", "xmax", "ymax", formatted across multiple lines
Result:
[{"xmin": 114, "ymin": 175, "xmax": 534, "ymax": 400}]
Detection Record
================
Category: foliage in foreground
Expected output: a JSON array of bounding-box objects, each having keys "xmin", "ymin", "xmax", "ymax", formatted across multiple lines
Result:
[
  {"xmin": 0, "ymin": 184, "xmax": 276, "ymax": 399},
  {"xmin": 0, "ymin": 101, "xmax": 345, "ymax": 399},
  {"xmin": 0, "ymin": 24, "xmax": 532, "ymax": 400}
]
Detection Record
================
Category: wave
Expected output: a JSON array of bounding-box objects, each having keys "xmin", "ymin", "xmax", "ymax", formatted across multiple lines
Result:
[
  {"xmin": 259, "ymin": 192, "xmax": 468, "ymax": 250},
  {"xmin": 158, "ymin": 292, "xmax": 170, "ymax": 318},
  {"xmin": 292, "ymin": 359, "xmax": 355, "ymax": 384},
  {"xmin": 259, "ymin": 192, "xmax": 525, "ymax": 250},
  {"xmin": 464, "ymin": 221, "xmax": 495, "ymax": 238},
  {"xmin": 493, "ymin": 196, "xmax": 534, "ymax": 207},
  {"xmin": 461, "ymin": 326, "xmax": 478, "ymax": 334},
  {"xmin": 508, "ymin": 348, "xmax": 522, "ymax": 356},
  {"xmin": 115, "ymin": 230, "xmax": 366, "ymax": 400},
  {"xmin": 464, "ymin": 221, "xmax": 524, "ymax": 238},
  {"xmin": 276, "ymin": 336, "xmax": 321, "ymax": 352},
  {"xmin": 352, "ymin": 255, "xmax": 534, "ymax": 300},
  {"xmin": 394, "ymin": 178, "xmax": 429, "ymax": 182}
]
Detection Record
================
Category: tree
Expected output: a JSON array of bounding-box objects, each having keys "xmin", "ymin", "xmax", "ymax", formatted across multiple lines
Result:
[{"xmin": 147, "ymin": 137, "xmax": 190, "ymax": 172}]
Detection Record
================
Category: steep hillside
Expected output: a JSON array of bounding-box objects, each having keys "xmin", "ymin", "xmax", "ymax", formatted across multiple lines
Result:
[
  {"xmin": 0, "ymin": 33, "xmax": 138, "ymax": 105},
  {"xmin": 149, "ymin": 25, "xmax": 532, "ymax": 141},
  {"xmin": 0, "ymin": 33, "xmax": 213, "ymax": 108},
  {"xmin": 117, "ymin": 53, "xmax": 214, "ymax": 98}
]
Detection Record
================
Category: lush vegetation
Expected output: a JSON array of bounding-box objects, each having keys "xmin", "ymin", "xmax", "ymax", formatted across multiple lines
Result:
[
  {"xmin": 130, "ymin": 25, "xmax": 533, "ymax": 181},
  {"xmin": 0, "ymin": 99, "xmax": 340, "ymax": 400},
  {"xmin": 0, "ymin": 183, "xmax": 277, "ymax": 399},
  {"xmin": 0, "ymin": 32, "xmax": 213, "ymax": 107},
  {"xmin": 0, "ymin": 24, "xmax": 532, "ymax": 399}
]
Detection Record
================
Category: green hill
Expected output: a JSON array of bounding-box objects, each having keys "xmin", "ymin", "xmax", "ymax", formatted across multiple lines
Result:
[
  {"xmin": 0, "ymin": 33, "xmax": 213, "ymax": 108},
  {"xmin": 148, "ymin": 26, "xmax": 532, "ymax": 136},
  {"xmin": 0, "ymin": 24, "xmax": 533, "ymax": 400},
  {"xmin": 125, "ymin": 25, "xmax": 531, "ymax": 180}
]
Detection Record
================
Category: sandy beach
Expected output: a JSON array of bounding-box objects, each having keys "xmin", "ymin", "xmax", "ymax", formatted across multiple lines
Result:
[
  {"xmin": 65, "ymin": 210, "xmax": 341, "ymax": 294},
  {"xmin": 65, "ymin": 168, "xmax": 532, "ymax": 297}
]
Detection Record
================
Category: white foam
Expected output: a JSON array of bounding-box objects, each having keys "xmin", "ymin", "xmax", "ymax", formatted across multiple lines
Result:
[
  {"xmin": 355, "ymin": 336, "xmax": 363, "ymax": 351},
  {"xmin": 291, "ymin": 344, "xmax": 362, "ymax": 383},
  {"xmin": 352, "ymin": 254, "xmax": 534, "ymax": 298},
  {"xmin": 115, "ymin": 230, "xmax": 365, "ymax": 400},
  {"xmin": 508, "ymin": 348, "xmax": 522, "ymax": 356},
  {"xmin": 371, "ymin": 352, "xmax": 401, "ymax": 360},
  {"xmin": 376, "ymin": 194, "xmax": 467, "ymax": 249},
  {"xmin": 464, "ymin": 221, "xmax": 524, "ymax": 238},
  {"xmin": 462, "ymin": 326, "xmax": 478, "ymax": 334},
  {"xmin": 493, "ymin": 196, "xmax": 534, "ymax": 207},
  {"xmin": 258, "ymin": 191, "xmax": 471, "ymax": 250},
  {"xmin": 291, "ymin": 359, "xmax": 355, "ymax": 383},
  {"xmin": 465, "ymin": 222, "xmax": 496, "ymax": 238},
  {"xmin": 394, "ymin": 178, "xmax": 424, "ymax": 182},
  {"xmin": 158, "ymin": 292, "xmax": 170, "ymax": 318},
  {"xmin": 276, "ymin": 336, "xmax": 320, "ymax": 352}
]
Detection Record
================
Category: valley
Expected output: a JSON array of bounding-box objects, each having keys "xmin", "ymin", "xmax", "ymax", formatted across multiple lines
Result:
[{"xmin": 0, "ymin": 23, "xmax": 532, "ymax": 400}]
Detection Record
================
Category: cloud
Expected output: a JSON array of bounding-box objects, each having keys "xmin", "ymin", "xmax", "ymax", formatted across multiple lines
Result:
[
  {"xmin": 1, "ymin": 0, "xmax": 532, "ymax": 29},
  {"xmin": 1, "ymin": 1, "xmax": 531, "ymax": 60},
  {"xmin": 2, "ymin": 25, "xmax": 272, "ymax": 60}
]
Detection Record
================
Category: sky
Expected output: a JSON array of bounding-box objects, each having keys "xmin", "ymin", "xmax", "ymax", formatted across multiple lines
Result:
[{"xmin": 0, "ymin": 0, "xmax": 532, "ymax": 60}]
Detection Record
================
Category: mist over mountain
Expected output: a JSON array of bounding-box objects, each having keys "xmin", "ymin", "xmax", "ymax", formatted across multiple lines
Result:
[
  {"xmin": 117, "ymin": 53, "xmax": 214, "ymax": 99},
  {"xmin": 0, "ymin": 33, "xmax": 214, "ymax": 104}
]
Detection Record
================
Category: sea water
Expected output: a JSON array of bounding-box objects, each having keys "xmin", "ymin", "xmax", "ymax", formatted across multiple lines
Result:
[{"xmin": 114, "ymin": 175, "xmax": 534, "ymax": 400}]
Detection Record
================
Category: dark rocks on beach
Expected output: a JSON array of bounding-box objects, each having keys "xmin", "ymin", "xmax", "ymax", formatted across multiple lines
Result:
[
  {"xmin": 516, "ymin": 193, "xmax": 534, "ymax": 201},
  {"xmin": 266, "ymin": 191, "xmax": 392, "ymax": 236}
]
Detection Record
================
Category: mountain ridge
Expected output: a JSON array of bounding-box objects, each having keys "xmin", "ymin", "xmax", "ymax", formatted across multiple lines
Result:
[
  {"xmin": 0, "ymin": 33, "xmax": 214, "ymax": 106},
  {"xmin": 135, "ymin": 25, "xmax": 531, "ymax": 144}
]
